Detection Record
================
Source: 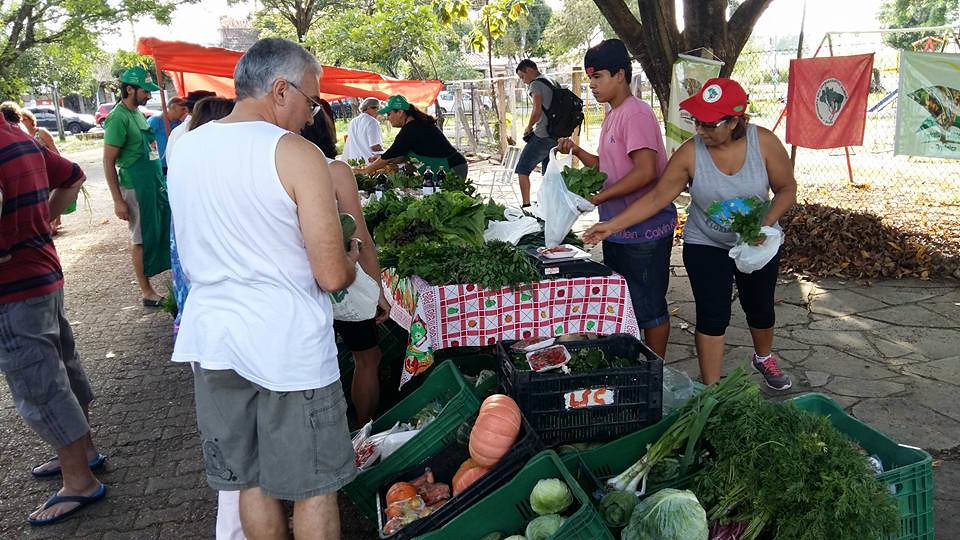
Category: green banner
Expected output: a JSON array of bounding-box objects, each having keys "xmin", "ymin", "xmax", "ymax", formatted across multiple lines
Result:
[
  {"xmin": 665, "ymin": 54, "xmax": 723, "ymax": 154},
  {"xmin": 895, "ymin": 51, "xmax": 960, "ymax": 159}
]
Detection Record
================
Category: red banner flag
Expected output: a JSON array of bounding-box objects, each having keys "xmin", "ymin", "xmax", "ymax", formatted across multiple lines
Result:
[{"xmin": 785, "ymin": 54, "xmax": 874, "ymax": 149}]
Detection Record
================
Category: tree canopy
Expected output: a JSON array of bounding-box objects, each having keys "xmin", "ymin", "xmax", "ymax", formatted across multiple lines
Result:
[
  {"xmin": 591, "ymin": 0, "xmax": 774, "ymax": 116},
  {"xmin": 0, "ymin": 0, "xmax": 193, "ymax": 99},
  {"xmin": 877, "ymin": 0, "xmax": 959, "ymax": 50}
]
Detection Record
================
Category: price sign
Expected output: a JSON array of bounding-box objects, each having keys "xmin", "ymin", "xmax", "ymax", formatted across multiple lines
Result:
[{"xmin": 563, "ymin": 387, "xmax": 616, "ymax": 410}]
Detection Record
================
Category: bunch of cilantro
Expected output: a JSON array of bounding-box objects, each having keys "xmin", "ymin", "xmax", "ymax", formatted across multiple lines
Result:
[{"xmin": 561, "ymin": 165, "xmax": 607, "ymax": 199}]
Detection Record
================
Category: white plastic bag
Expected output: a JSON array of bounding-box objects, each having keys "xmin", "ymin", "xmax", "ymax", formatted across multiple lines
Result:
[
  {"xmin": 662, "ymin": 366, "xmax": 695, "ymax": 414},
  {"xmin": 329, "ymin": 263, "xmax": 380, "ymax": 321},
  {"xmin": 728, "ymin": 226, "xmax": 783, "ymax": 274},
  {"xmin": 537, "ymin": 148, "xmax": 595, "ymax": 247},
  {"xmin": 483, "ymin": 215, "xmax": 542, "ymax": 244}
]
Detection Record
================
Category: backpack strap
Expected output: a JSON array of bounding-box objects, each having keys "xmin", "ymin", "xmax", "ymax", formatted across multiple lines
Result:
[{"xmin": 533, "ymin": 77, "xmax": 557, "ymax": 112}]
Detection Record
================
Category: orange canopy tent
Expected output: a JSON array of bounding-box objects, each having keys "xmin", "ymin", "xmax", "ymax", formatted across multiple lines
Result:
[{"xmin": 136, "ymin": 37, "xmax": 443, "ymax": 109}]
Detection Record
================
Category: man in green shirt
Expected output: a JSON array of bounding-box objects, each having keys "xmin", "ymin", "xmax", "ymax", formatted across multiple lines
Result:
[{"xmin": 103, "ymin": 66, "xmax": 171, "ymax": 306}]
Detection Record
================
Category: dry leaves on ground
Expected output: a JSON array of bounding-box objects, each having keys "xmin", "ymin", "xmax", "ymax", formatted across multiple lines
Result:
[{"xmin": 780, "ymin": 203, "xmax": 959, "ymax": 280}]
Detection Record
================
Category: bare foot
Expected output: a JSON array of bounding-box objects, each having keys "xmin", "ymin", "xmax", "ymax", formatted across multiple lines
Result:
[
  {"xmin": 31, "ymin": 447, "xmax": 100, "ymax": 476},
  {"xmin": 29, "ymin": 480, "xmax": 104, "ymax": 523}
]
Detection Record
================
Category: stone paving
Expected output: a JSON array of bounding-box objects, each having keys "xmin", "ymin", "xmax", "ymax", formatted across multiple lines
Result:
[{"xmin": 0, "ymin": 150, "xmax": 956, "ymax": 538}]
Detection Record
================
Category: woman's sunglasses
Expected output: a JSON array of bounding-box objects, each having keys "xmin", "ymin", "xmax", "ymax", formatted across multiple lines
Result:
[{"xmin": 694, "ymin": 117, "xmax": 731, "ymax": 129}]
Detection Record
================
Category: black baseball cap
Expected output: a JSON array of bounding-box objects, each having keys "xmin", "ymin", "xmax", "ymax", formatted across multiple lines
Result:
[{"xmin": 584, "ymin": 39, "xmax": 632, "ymax": 81}]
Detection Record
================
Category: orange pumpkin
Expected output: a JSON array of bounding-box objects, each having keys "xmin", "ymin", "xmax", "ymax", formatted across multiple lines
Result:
[
  {"xmin": 468, "ymin": 394, "xmax": 522, "ymax": 468},
  {"xmin": 452, "ymin": 459, "xmax": 490, "ymax": 495},
  {"xmin": 385, "ymin": 482, "xmax": 418, "ymax": 505}
]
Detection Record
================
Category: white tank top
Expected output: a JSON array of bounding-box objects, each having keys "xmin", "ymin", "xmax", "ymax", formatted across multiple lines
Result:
[{"xmin": 167, "ymin": 120, "xmax": 339, "ymax": 392}]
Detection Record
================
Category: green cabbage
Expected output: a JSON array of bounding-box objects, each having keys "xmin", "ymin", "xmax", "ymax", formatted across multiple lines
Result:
[
  {"xmin": 503, "ymin": 536, "xmax": 526, "ymax": 540},
  {"xmin": 621, "ymin": 489, "xmax": 707, "ymax": 540},
  {"xmin": 525, "ymin": 514, "xmax": 566, "ymax": 540},
  {"xmin": 600, "ymin": 490, "xmax": 637, "ymax": 528},
  {"xmin": 529, "ymin": 478, "xmax": 573, "ymax": 515}
]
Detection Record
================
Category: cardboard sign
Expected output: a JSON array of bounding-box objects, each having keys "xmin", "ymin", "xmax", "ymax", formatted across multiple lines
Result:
[{"xmin": 564, "ymin": 387, "xmax": 616, "ymax": 410}]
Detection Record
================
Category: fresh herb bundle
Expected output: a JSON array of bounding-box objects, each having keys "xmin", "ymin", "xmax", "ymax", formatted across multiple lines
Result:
[
  {"xmin": 389, "ymin": 239, "xmax": 538, "ymax": 290},
  {"xmin": 693, "ymin": 392, "xmax": 899, "ymax": 540},
  {"xmin": 706, "ymin": 197, "xmax": 771, "ymax": 245},
  {"xmin": 561, "ymin": 165, "xmax": 607, "ymax": 199},
  {"xmin": 440, "ymin": 172, "xmax": 478, "ymax": 197},
  {"xmin": 362, "ymin": 190, "xmax": 417, "ymax": 239}
]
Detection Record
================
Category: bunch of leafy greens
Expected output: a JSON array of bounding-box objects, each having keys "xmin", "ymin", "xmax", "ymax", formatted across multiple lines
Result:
[
  {"xmin": 362, "ymin": 190, "xmax": 417, "ymax": 239},
  {"xmin": 706, "ymin": 197, "xmax": 770, "ymax": 245},
  {"xmin": 692, "ymin": 391, "xmax": 899, "ymax": 540},
  {"xmin": 561, "ymin": 165, "xmax": 607, "ymax": 199},
  {"xmin": 388, "ymin": 239, "xmax": 538, "ymax": 290},
  {"xmin": 376, "ymin": 191, "xmax": 486, "ymax": 247},
  {"xmin": 440, "ymin": 171, "xmax": 478, "ymax": 197}
]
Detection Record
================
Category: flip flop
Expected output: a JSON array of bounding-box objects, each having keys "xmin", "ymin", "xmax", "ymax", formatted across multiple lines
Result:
[
  {"xmin": 143, "ymin": 297, "xmax": 164, "ymax": 307},
  {"xmin": 31, "ymin": 453, "xmax": 107, "ymax": 478},
  {"xmin": 27, "ymin": 482, "xmax": 107, "ymax": 526}
]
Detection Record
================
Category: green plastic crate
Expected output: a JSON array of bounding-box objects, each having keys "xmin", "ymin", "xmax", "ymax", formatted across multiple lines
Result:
[
  {"xmin": 572, "ymin": 392, "xmax": 934, "ymax": 540},
  {"xmin": 790, "ymin": 393, "xmax": 934, "ymax": 540},
  {"xmin": 344, "ymin": 361, "xmax": 481, "ymax": 521},
  {"xmin": 446, "ymin": 354, "xmax": 498, "ymax": 398},
  {"xmin": 414, "ymin": 450, "xmax": 614, "ymax": 540}
]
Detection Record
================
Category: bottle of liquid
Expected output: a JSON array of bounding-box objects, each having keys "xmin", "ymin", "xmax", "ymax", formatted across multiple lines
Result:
[
  {"xmin": 421, "ymin": 168, "xmax": 435, "ymax": 196},
  {"xmin": 374, "ymin": 173, "xmax": 389, "ymax": 201},
  {"xmin": 435, "ymin": 168, "xmax": 446, "ymax": 194}
]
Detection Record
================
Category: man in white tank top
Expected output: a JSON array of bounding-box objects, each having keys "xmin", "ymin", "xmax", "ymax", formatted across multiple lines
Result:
[{"xmin": 166, "ymin": 38, "xmax": 360, "ymax": 539}]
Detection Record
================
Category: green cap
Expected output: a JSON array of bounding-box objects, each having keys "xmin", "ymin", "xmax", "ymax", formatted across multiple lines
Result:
[
  {"xmin": 378, "ymin": 95, "xmax": 410, "ymax": 114},
  {"xmin": 120, "ymin": 66, "xmax": 161, "ymax": 92}
]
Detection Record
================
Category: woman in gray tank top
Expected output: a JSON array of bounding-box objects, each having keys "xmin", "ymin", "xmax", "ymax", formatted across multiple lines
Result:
[{"xmin": 584, "ymin": 78, "xmax": 797, "ymax": 390}]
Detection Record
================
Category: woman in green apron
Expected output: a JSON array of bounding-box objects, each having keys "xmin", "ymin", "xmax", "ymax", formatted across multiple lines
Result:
[{"xmin": 360, "ymin": 95, "xmax": 468, "ymax": 179}]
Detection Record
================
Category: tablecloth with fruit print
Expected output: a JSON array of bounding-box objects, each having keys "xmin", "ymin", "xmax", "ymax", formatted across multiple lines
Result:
[{"xmin": 381, "ymin": 268, "xmax": 641, "ymax": 387}]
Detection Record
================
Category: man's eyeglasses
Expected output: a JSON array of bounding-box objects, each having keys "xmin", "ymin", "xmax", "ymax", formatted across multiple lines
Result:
[
  {"xmin": 286, "ymin": 80, "xmax": 323, "ymax": 116},
  {"xmin": 694, "ymin": 117, "xmax": 730, "ymax": 129}
]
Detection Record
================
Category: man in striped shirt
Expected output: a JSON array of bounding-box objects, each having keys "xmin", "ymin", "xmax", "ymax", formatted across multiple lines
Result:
[{"xmin": 0, "ymin": 119, "xmax": 107, "ymax": 525}]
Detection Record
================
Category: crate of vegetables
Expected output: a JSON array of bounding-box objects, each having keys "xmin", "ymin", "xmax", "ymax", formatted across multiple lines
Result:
[
  {"xmin": 343, "ymin": 361, "xmax": 482, "ymax": 521},
  {"xmin": 571, "ymin": 369, "xmax": 933, "ymax": 540},
  {"xmin": 376, "ymin": 395, "xmax": 543, "ymax": 538},
  {"xmin": 415, "ymin": 449, "xmax": 614, "ymax": 540},
  {"xmin": 497, "ymin": 333, "xmax": 663, "ymax": 446}
]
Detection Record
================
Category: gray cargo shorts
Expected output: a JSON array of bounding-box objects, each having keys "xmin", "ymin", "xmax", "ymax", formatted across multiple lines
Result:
[
  {"xmin": 0, "ymin": 289, "xmax": 94, "ymax": 449},
  {"xmin": 193, "ymin": 367, "xmax": 358, "ymax": 500}
]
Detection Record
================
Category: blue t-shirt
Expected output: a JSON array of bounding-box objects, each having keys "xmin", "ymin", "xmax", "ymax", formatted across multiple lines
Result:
[{"xmin": 147, "ymin": 115, "xmax": 180, "ymax": 169}]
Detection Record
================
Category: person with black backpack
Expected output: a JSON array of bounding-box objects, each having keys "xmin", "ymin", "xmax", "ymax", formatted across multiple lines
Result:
[{"xmin": 514, "ymin": 59, "xmax": 584, "ymax": 207}]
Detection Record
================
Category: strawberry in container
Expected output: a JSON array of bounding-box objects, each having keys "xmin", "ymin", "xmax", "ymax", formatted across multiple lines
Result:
[{"xmin": 526, "ymin": 345, "xmax": 571, "ymax": 372}]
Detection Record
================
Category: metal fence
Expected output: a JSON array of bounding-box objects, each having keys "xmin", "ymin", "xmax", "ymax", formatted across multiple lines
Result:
[{"xmin": 443, "ymin": 34, "xmax": 960, "ymax": 265}]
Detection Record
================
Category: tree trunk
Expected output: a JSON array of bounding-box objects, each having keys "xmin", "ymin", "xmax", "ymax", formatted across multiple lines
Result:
[{"xmin": 591, "ymin": 0, "xmax": 773, "ymax": 118}]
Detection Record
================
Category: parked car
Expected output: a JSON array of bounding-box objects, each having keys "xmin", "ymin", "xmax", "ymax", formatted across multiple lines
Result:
[
  {"xmin": 95, "ymin": 102, "xmax": 156, "ymax": 126},
  {"xmin": 27, "ymin": 106, "xmax": 96, "ymax": 134},
  {"xmin": 436, "ymin": 90, "xmax": 492, "ymax": 115}
]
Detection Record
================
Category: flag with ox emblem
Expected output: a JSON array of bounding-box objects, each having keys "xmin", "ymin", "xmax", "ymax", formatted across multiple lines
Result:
[{"xmin": 785, "ymin": 54, "xmax": 874, "ymax": 149}]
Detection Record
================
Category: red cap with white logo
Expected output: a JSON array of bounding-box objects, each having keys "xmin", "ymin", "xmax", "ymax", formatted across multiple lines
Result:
[{"xmin": 680, "ymin": 77, "xmax": 748, "ymax": 123}]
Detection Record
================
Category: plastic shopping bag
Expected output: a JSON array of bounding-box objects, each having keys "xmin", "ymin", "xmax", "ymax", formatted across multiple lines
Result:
[
  {"xmin": 329, "ymin": 263, "xmax": 380, "ymax": 321},
  {"xmin": 728, "ymin": 226, "xmax": 783, "ymax": 274},
  {"xmin": 537, "ymin": 148, "xmax": 595, "ymax": 247}
]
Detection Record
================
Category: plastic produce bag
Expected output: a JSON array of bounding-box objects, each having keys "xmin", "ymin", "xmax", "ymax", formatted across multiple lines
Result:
[
  {"xmin": 352, "ymin": 421, "xmax": 406, "ymax": 470},
  {"xmin": 483, "ymin": 215, "xmax": 542, "ymax": 245},
  {"xmin": 537, "ymin": 148, "xmax": 595, "ymax": 247},
  {"xmin": 378, "ymin": 429, "xmax": 421, "ymax": 460},
  {"xmin": 728, "ymin": 226, "xmax": 783, "ymax": 274},
  {"xmin": 329, "ymin": 263, "xmax": 380, "ymax": 321},
  {"xmin": 662, "ymin": 366, "xmax": 695, "ymax": 414}
]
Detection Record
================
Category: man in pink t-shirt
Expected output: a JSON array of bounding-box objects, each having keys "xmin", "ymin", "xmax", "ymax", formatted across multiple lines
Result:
[{"xmin": 558, "ymin": 39, "xmax": 677, "ymax": 360}]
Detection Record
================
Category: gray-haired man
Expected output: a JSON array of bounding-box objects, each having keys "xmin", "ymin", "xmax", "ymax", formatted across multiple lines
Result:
[
  {"xmin": 167, "ymin": 38, "xmax": 360, "ymax": 539},
  {"xmin": 343, "ymin": 97, "xmax": 384, "ymax": 164}
]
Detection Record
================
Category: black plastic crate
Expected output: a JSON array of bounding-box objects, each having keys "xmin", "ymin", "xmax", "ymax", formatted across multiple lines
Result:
[
  {"xmin": 497, "ymin": 334, "xmax": 663, "ymax": 447},
  {"xmin": 375, "ymin": 414, "xmax": 542, "ymax": 539}
]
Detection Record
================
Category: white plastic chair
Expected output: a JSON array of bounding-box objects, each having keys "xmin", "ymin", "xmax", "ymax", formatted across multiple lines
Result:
[{"xmin": 485, "ymin": 145, "xmax": 522, "ymax": 204}]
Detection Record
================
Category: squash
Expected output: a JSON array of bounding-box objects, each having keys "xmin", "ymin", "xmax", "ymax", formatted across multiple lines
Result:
[
  {"xmin": 468, "ymin": 394, "xmax": 522, "ymax": 468},
  {"xmin": 385, "ymin": 482, "xmax": 418, "ymax": 505},
  {"xmin": 452, "ymin": 458, "xmax": 490, "ymax": 495}
]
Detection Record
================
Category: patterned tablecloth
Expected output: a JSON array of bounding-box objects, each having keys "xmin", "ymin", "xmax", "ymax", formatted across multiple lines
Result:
[{"xmin": 381, "ymin": 268, "xmax": 641, "ymax": 387}]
